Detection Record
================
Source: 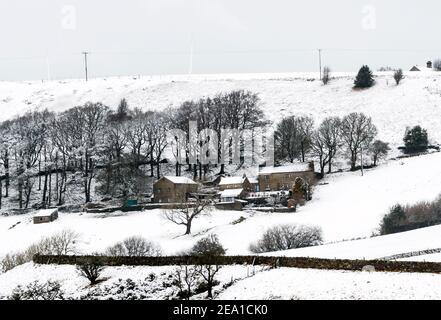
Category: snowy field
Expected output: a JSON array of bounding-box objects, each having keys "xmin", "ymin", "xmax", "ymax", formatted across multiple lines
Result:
[
  {"xmin": 2, "ymin": 262, "xmax": 441, "ymax": 300},
  {"xmin": 0, "ymin": 262, "xmax": 266, "ymax": 300},
  {"xmin": 218, "ymin": 267, "xmax": 441, "ymax": 300},
  {"xmin": 2, "ymin": 71, "xmax": 441, "ymax": 152}
]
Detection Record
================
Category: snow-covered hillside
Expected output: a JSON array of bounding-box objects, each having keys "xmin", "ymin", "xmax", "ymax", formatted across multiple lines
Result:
[
  {"xmin": 2, "ymin": 151, "xmax": 441, "ymax": 258},
  {"xmin": 2, "ymin": 72, "xmax": 441, "ymax": 151}
]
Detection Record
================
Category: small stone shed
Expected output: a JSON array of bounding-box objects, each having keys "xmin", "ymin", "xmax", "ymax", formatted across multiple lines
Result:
[{"xmin": 33, "ymin": 208, "xmax": 59, "ymax": 224}]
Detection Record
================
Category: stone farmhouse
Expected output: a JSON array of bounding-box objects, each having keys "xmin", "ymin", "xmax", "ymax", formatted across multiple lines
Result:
[
  {"xmin": 258, "ymin": 162, "xmax": 315, "ymax": 192},
  {"xmin": 153, "ymin": 176, "xmax": 198, "ymax": 203}
]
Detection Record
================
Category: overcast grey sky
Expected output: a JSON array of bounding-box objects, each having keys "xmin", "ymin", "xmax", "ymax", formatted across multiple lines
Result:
[{"xmin": 1, "ymin": 0, "xmax": 441, "ymax": 80}]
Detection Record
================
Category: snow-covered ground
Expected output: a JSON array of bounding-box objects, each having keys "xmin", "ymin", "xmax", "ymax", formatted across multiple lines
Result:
[
  {"xmin": 2, "ymin": 71, "xmax": 441, "ymax": 299},
  {"xmin": 1, "ymin": 151, "xmax": 441, "ymax": 259},
  {"xmin": 268, "ymin": 224, "xmax": 441, "ymax": 260},
  {"xmin": 0, "ymin": 262, "xmax": 266, "ymax": 300},
  {"xmin": 2, "ymin": 262, "xmax": 441, "ymax": 300},
  {"xmin": 2, "ymin": 71, "xmax": 441, "ymax": 151},
  {"xmin": 218, "ymin": 267, "xmax": 441, "ymax": 300}
]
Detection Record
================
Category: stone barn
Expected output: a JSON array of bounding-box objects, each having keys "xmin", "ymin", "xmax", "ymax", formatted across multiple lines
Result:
[
  {"xmin": 33, "ymin": 208, "xmax": 59, "ymax": 224},
  {"xmin": 153, "ymin": 176, "xmax": 198, "ymax": 203},
  {"xmin": 218, "ymin": 175, "xmax": 253, "ymax": 191},
  {"xmin": 258, "ymin": 162, "xmax": 316, "ymax": 192}
]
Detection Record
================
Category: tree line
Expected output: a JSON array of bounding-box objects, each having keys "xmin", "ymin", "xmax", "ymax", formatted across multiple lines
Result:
[
  {"xmin": 0, "ymin": 90, "xmax": 267, "ymax": 209},
  {"xmin": 274, "ymin": 112, "xmax": 389, "ymax": 177}
]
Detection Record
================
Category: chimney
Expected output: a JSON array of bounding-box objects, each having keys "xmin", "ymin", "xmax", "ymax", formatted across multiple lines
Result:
[{"xmin": 427, "ymin": 61, "xmax": 433, "ymax": 69}]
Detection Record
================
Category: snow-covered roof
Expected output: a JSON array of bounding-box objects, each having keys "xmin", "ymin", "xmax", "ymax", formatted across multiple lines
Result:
[
  {"xmin": 34, "ymin": 208, "xmax": 58, "ymax": 217},
  {"xmin": 219, "ymin": 176, "xmax": 246, "ymax": 185},
  {"xmin": 220, "ymin": 188, "xmax": 244, "ymax": 198},
  {"xmin": 248, "ymin": 177, "xmax": 258, "ymax": 184},
  {"xmin": 163, "ymin": 176, "xmax": 197, "ymax": 185},
  {"xmin": 410, "ymin": 65, "xmax": 433, "ymax": 73},
  {"xmin": 258, "ymin": 163, "xmax": 311, "ymax": 175}
]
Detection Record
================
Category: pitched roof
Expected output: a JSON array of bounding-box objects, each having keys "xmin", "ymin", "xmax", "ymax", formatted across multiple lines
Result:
[
  {"xmin": 410, "ymin": 65, "xmax": 433, "ymax": 72},
  {"xmin": 163, "ymin": 176, "xmax": 197, "ymax": 185},
  {"xmin": 258, "ymin": 163, "xmax": 312, "ymax": 175},
  {"xmin": 219, "ymin": 176, "xmax": 246, "ymax": 185},
  {"xmin": 220, "ymin": 188, "xmax": 244, "ymax": 198}
]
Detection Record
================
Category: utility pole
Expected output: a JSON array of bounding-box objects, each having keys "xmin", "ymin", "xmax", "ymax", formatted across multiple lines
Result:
[
  {"xmin": 360, "ymin": 145, "xmax": 364, "ymax": 176},
  {"xmin": 318, "ymin": 49, "xmax": 322, "ymax": 80},
  {"xmin": 82, "ymin": 51, "xmax": 89, "ymax": 81}
]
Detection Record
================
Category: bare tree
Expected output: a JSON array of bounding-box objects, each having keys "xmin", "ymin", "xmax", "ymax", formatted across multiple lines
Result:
[
  {"xmin": 341, "ymin": 113, "xmax": 377, "ymax": 171},
  {"xmin": 173, "ymin": 265, "xmax": 199, "ymax": 300},
  {"xmin": 311, "ymin": 117, "xmax": 342, "ymax": 177},
  {"xmin": 151, "ymin": 112, "xmax": 169, "ymax": 178},
  {"xmin": 10, "ymin": 110, "xmax": 52, "ymax": 208},
  {"xmin": 196, "ymin": 263, "xmax": 221, "ymax": 299},
  {"xmin": 394, "ymin": 69, "xmax": 404, "ymax": 85},
  {"xmin": 311, "ymin": 131, "xmax": 329, "ymax": 178},
  {"xmin": 298, "ymin": 116, "xmax": 314, "ymax": 162},
  {"xmin": 81, "ymin": 102, "xmax": 109, "ymax": 203},
  {"xmin": 274, "ymin": 116, "xmax": 302, "ymax": 163},
  {"xmin": 164, "ymin": 199, "xmax": 212, "ymax": 235}
]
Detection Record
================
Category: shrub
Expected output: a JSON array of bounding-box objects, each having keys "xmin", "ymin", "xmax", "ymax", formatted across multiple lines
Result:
[
  {"xmin": 379, "ymin": 204, "xmax": 406, "ymax": 235},
  {"xmin": 434, "ymin": 59, "xmax": 441, "ymax": 71},
  {"xmin": 77, "ymin": 262, "xmax": 105, "ymax": 285},
  {"xmin": 9, "ymin": 280, "xmax": 64, "ymax": 300},
  {"xmin": 379, "ymin": 197, "xmax": 441, "ymax": 235},
  {"xmin": 249, "ymin": 224, "xmax": 323, "ymax": 253},
  {"xmin": 105, "ymin": 236, "xmax": 162, "ymax": 257},
  {"xmin": 354, "ymin": 65, "xmax": 375, "ymax": 88},
  {"xmin": 189, "ymin": 234, "xmax": 226, "ymax": 257},
  {"xmin": 403, "ymin": 125, "xmax": 429, "ymax": 153},
  {"xmin": 1, "ymin": 229, "xmax": 79, "ymax": 273},
  {"xmin": 1, "ymin": 252, "xmax": 27, "ymax": 273}
]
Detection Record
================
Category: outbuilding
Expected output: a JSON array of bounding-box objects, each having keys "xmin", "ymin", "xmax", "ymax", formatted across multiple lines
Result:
[
  {"xmin": 153, "ymin": 176, "xmax": 198, "ymax": 203},
  {"xmin": 33, "ymin": 208, "xmax": 59, "ymax": 224}
]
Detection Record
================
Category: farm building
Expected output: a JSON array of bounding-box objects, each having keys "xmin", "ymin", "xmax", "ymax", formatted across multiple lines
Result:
[
  {"xmin": 33, "ymin": 208, "xmax": 58, "ymax": 224},
  {"xmin": 216, "ymin": 188, "xmax": 248, "ymax": 211},
  {"xmin": 258, "ymin": 162, "xmax": 315, "ymax": 192},
  {"xmin": 153, "ymin": 176, "xmax": 198, "ymax": 203},
  {"xmin": 218, "ymin": 175, "xmax": 253, "ymax": 191},
  {"xmin": 219, "ymin": 188, "xmax": 247, "ymax": 203},
  {"xmin": 248, "ymin": 177, "xmax": 259, "ymax": 192},
  {"xmin": 410, "ymin": 61, "xmax": 433, "ymax": 72}
]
